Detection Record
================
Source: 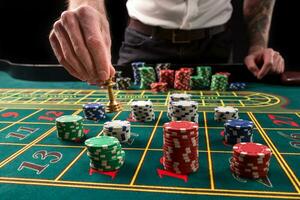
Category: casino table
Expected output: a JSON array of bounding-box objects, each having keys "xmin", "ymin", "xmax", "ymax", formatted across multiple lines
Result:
[{"xmin": 0, "ymin": 60, "xmax": 299, "ymax": 200}]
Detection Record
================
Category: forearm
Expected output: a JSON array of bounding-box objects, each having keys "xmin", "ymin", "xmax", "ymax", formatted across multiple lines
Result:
[
  {"xmin": 68, "ymin": 0, "xmax": 106, "ymax": 13},
  {"xmin": 243, "ymin": 0, "xmax": 276, "ymax": 52}
]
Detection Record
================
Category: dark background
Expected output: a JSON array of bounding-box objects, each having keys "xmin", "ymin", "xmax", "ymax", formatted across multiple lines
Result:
[{"xmin": 0, "ymin": 0, "xmax": 298, "ymax": 70}]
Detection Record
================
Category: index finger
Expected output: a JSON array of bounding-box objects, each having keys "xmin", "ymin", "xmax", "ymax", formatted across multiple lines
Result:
[{"xmin": 75, "ymin": 7, "xmax": 112, "ymax": 82}]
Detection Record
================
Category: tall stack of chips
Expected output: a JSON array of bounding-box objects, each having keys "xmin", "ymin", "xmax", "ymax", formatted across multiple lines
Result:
[
  {"xmin": 132, "ymin": 62, "xmax": 145, "ymax": 85},
  {"xmin": 163, "ymin": 121, "xmax": 199, "ymax": 174},
  {"xmin": 210, "ymin": 74, "xmax": 228, "ymax": 91},
  {"xmin": 174, "ymin": 69, "xmax": 191, "ymax": 90},
  {"xmin": 156, "ymin": 63, "xmax": 171, "ymax": 80},
  {"xmin": 56, "ymin": 115, "xmax": 84, "ymax": 141},
  {"xmin": 103, "ymin": 120, "xmax": 131, "ymax": 143},
  {"xmin": 85, "ymin": 136, "xmax": 125, "ymax": 171},
  {"xmin": 150, "ymin": 82, "xmax": 168, "ymax": 92},
  {"xmin": 196, "ymin": 66, "xmax": 212, "ymax": 88},
  {"xmin": 83, "ymin": 103, "xmax": 106, "ymax": 121},
  {"xmin": 190, "ymin": 76, "xmax": 204, "ymax": 89},
  {"xmin": 230, "ymin": 142, "xmax": 272, "ymax": 179},
  {"xmin": 167, "ymin": 93, "xmax": 192, "ymax": 119},
  {"xmin": 139, "ymin": 66, "xmax": 156, "ymax": 89},
  {"xmin": 131, "ymin": 100, "xmax": 155, "ymax": 122},
  {"xmin": 116, "ymin": 77, "xmax": 131, "ymax": 90},
  {"xmin": 224, "ymin": 119, "xmax": 254, "ymax": 144},
  {"xmin": 169, "ymin": 101, "xmax": 199, "ymax": 123},
  {"xmin": 159, "ymin": 69, "xmax": 175, "ymax": 88},
  {"xmin": 214, "ymin": 106, "xmax": 239, "ymax": 122}
]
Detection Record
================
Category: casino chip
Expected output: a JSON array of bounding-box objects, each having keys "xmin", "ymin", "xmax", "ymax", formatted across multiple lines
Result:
[
  {"xmin": 214, "ymin": 106, "xmax": 239, "ymax": 122},
  {"xmin": 83, "ymin": 102, "xmax": 106, "ymax": 121},
  {"xmin": 131, "ymin": 100, "xmax": 155, "ymax": 122},
  {"xmin": 167, "ymin": 93, "xmax": 192, "ymax": 119},
  {"xmin": 174, "ymin": 69, "xmax": 191, "ymax": 90},
  {"xmin": 196, "ymin": 66, "xmax": 212, "ymax": 88},
  {"xmin": 224, "ymin": 119, "xmax": 254, "ymax": 145},
  {"xmin": 156, "ymin": 63, "xmax": 170, "ymax": 80},
  {"xmin": 230, "ymin": 142, "xmax": 272, "ymax": 179},
  {"xmin": 85, "ymin": 136, "xmax": 125, "ymax": 171},
  {"xmin": 150, "ymin": 82, "xmax": 168, "ymax": 92},
  {"xmin": 170, "ymin": 100, "xmax": 199, "ymax": 123},
  {"xmin": 56, "ymin": 115, "xmax": 84, "ymax": 141},
  {"xmin": 229, "ymin": 82, "xmax": 247, "ymax": 91},
  {"xmin": 162, "ymin": 121, "xmax": 199, "ymax": 174},
  {"xmin": 139, "ymin": 66, "xmax": 156, "ymax": 89},
  {"xmin": 190, "ymin": 76, "xmax": 205, "ymax": 89},
  {"xmin": 160, "ymin": 69, "xmax": 175, "ymax": 88},
  {"xmin": 116, "ymin": 77, "xmax": 131, "ymax": 90},
  {"xmin": 103, "ymin": 120, "xmax": 131, "ymax": 143},
  {"xmin": 210, "ymin": 74, "xmax": 228, "ymax": 91},
  {"xmin": 131, "ymin": 62, "xmax": 145, "ymax": 85}
]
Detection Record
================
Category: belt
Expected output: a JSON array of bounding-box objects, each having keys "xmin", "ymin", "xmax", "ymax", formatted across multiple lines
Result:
[{"xmin": 128, "ymin": 18, "xmax": 227, "ymax": 44}]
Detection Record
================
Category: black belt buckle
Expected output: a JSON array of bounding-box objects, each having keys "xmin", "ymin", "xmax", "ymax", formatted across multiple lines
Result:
[{"xmin": 172, "ymin": 30, "xmax": 191, "ymax": 44}]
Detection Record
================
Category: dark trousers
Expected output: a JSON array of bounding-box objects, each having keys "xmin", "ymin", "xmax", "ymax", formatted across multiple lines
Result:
[{"xmin": 117, "ymin": 26, "xmax": 233, "ymax": 66}]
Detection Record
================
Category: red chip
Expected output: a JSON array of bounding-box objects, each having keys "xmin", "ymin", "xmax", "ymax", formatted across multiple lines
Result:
[
  {"xmin": 233, "ymin": 143, "xmax": 272, "ymax": 158},
  {"xmin": 163, "ymin": 121, "xmax": 198, "ymax": 133}
]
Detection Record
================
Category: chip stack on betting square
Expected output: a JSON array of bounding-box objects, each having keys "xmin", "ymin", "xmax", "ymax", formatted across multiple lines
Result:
[
  {"xmin": 139, "ymin": 66, "xmax": 156, "ymax": 89},
  {"xmin": 214, "ymin": 106, "xmax": 239, "ymax": 122},
  {"xmin": 155, "ymin": 63, "xmax": 170, "ymax": 80},
  {"xmin": 103, "ymin": 120, "xmax": 131, "ymax": 143},
  {"xmin": 83, "ymin": 103, "xmax": 106, "ymax": 121},
  {"xmin": 162, "ymin": 121, "xmax": 199, "ymax": 174},
  {"xmin": 174, "ymin": 69, "xmax": 191, "ymax": 90},
  {"xmin": 131, "ymin": 62, "xmax": 145, "ymax": 85},
  {"xmin": 210, "ymin": 74, "xmax": 228, "ymax": 91},
  {"xmin": 196, "ymin": 66, "xmax": 212, "ymax": 88},
  {"xmin": 85, "ymin": 136, "xmax": 125, "ymax": 171},
  {"xmin": 56, "ymin": 115, "xmax": 84, "ymax": 141},
  {"xmin": 116, "ymin": 77, "xmax": 131, "ymax": 90},
  {"xmin": 131, "ymin": 100, "xmax": 155, "ymax": 122},
  {"xmin": 170, "ymin": 100, "xmax": 199, "ymax": 123},
  {"xmin": 224, "ymin": 119, "xmax": 254, "ymax": 144},
  {"xmin": 230, "ymin": 142, "xmax": 272, "ymax": 179},
  {"xmin": 167, "ymin": 93, "xmax": 192, "ymax": 119},
  {"xmin": 159, "ymin": 69, "xmax": 175, "ymax": 88}
]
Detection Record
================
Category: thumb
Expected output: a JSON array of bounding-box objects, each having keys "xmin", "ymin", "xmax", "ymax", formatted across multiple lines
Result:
[{"xmin": 245, "ymin": 55, "xmax": 260, "ymax": 77}]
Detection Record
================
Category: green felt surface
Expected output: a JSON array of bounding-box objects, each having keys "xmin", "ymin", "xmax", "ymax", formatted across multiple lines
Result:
[{"xmin": 0, "ymin": 71, "xmax": 300, "ymax": 200}]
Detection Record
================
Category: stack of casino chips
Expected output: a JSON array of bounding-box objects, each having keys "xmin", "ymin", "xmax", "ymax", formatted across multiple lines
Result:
[
  {"xmin": 190, "ymin": 76, "xmax": 205, "ymax": 89},
  {"xmin": 56, "ymin": 115, "xmax": 84, "ymax": 141},
  {"xmin": 196, "ymin": 66, "xmax": 212, "ymax": 88},
  {"xmin": 230, "ymin": 142, "xmax": 272, "ymax": 179},
  {"xmin": 162, "ymin": 121, "xmax": 199, "ymax": 174},
  {"xmin": 150, "ymin": 82, "xmax": 168, "ymax": 92},
  {"xmin": 159, "ymin": 69, "xmax": 175, "ymax": 88},
  {"xmin": 155, "ymin": 63, "xmax": 170, "ymax": 80},
  {"xmin": 83, "ymin": 103, "xmax": 106, "ymax": 121},
  {"xmin": 85, "ymin": 136, "xmax": 125, "ymax": 171},
  {"xmin": 174, "ymin": 69, "xmax": 191, "ymax": 90},
  {"xmin": 116, "ymin": 77, "xmax": 131, "ymax": 90},
  {"xmin": 167, "ymin": 93, "xmax": 192, "ymax": 119},
  {"xmin": 131, "ymin": 100, "xmax": 155, "ymax": 122},
  {"xmin": 139, "ymin": 66, "xmax": 156, "ymax": 89},
  {"xmin": 169, "ymin": 101, "xmax": 199, "ymax": 123},
  {"xmin": 229, "ymin": 82, "xmax": 247, "ymax": 91},
  {"xmin": 224, "ymin": 119, "xmax": 254, "ymax": 144},
  {"xmin": 103, "ymin": 120, "xmax": 131, "ymax": 143},
  {"xmin": 132, "ymin": 62, "xmax": 145, "ymax": 85},
  {"xmin": 210, "ymin": 74, "xmax": 228, "ymax": 91},
  {"xmin": 214, "ymin": 106, "xmax": 239, "ymax": 122}
]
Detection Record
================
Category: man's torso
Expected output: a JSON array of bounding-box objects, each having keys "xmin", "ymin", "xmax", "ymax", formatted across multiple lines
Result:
[{"xmin": 127, "ymin": 0, "xmax": 233, "ymax": 30}]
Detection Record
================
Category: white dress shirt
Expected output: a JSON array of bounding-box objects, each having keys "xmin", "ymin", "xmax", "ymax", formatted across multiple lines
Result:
[{"xmin": 126, "ymin": 0, "xmax": 233, "ymax": 30}]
